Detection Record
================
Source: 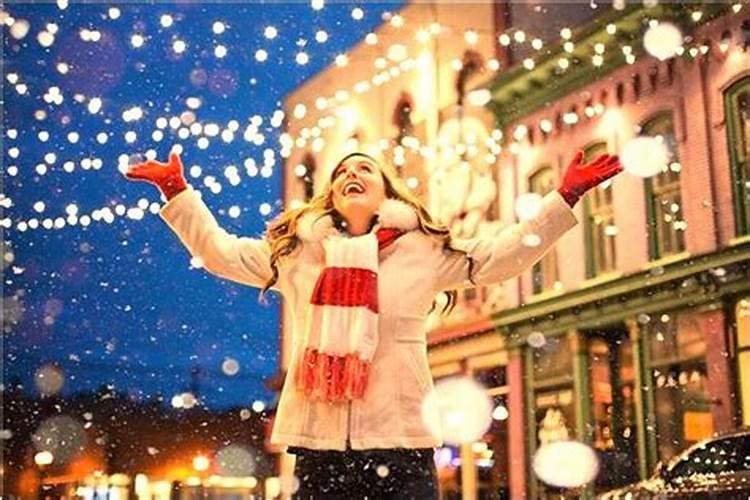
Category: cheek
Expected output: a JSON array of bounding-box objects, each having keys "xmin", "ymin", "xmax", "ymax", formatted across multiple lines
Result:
[
  {"xmin": 371, "ymin": 179, "xmax": 386, "ymax": 200},
  {"xmin": 331, "ymin": 191, "xmax": 344, "ymax": 209}
]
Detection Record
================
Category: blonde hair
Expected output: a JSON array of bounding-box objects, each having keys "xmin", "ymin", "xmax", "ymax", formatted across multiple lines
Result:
[{"xmin": 260, "ymin": 152, "xmax": 475, "ymax": 315}]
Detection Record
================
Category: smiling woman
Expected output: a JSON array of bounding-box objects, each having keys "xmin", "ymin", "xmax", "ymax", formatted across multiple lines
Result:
[
  {"xmin": 125, "ymin": 148, "xmax": 620, "ymax": 498},
  {"xmin": 330, "ymin": 153, "xmax": 387, "ymax": 236}
]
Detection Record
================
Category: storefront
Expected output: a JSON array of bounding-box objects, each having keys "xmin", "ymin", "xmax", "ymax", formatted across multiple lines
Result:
[
  {"xmin": 642, "ymin": 310, "xmax": 716, "ymax": 463},
  {"xmin": 738, "ymin": 297, "xmax": 750, "ymax": 426}
]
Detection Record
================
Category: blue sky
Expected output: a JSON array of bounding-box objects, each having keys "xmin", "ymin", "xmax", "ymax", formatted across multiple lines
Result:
[{"xmin": 3, "ymin": 1, "xmax": 402, "ymax": 410}]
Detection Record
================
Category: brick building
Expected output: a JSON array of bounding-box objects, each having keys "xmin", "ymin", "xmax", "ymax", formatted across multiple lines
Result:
[{"xmin": 278, "ymin": 2, "xmax": 750, "ymax": 498}]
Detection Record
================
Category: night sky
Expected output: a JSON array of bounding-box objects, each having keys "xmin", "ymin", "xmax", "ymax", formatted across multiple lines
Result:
[{"xmin": 3, "ymin": 1, "xmax": 403, "ymax": 410}]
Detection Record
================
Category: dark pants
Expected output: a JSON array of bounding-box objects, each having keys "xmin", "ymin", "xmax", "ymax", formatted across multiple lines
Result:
[{"xmin": 290, "ymin": 445, "xmax": 438, "ymax": 500}]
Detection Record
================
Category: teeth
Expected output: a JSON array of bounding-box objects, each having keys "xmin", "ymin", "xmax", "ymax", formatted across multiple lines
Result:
[{"xmin": 344, "ymin": 182, "xmax": 364, "ymax": 195}]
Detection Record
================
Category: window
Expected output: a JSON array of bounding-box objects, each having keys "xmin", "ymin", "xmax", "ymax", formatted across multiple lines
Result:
[
  {"xmin": 392, "ymin": 91, "xmax": 414, "ymax": 146},
  {"xmin": 473, "ymin": 366, "xmax": 509, "ymax": 499},
  {"xmin": 588, "ymin": 333, "xmax": 640, "ymax": 489},
  {"xmin": 642, "ymin": 113, "xmax": 686, "ymax": 259},
  {"xmin": 455, "ymin": 50, "xmax": 484, "ymax": 105},
  {"xmin": 647, "ymin": 311, "xmax": 713, "ymax": 463},
  {"xmin": 529, "ymin": 166, "xmax": 559, "ymax": 294},
  {"xmin": 724, "ymin": 76, "xmax": 750, "ymax": 235},
  {"xmin": 582, "ymin": 142, "xmax": 617, "ymax": 277},
  {"xmin": 531, "ymin": 335, "xmax": 576, "ymax": 498}
]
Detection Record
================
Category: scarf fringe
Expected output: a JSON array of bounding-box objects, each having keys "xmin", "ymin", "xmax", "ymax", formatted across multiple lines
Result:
[{"xmin": 295, "ymin": 347, "xmax": 371, "ymax": 402}]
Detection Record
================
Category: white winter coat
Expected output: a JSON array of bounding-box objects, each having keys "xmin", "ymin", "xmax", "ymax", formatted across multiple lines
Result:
[{"xmin": 160, "ymin": 187, "xmax": 578, "ymax": 451}]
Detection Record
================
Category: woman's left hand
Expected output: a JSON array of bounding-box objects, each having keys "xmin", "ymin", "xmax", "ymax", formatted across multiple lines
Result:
[{"xmin": 557, "ymin": 151, "xmax": 624, "ymax": 208}]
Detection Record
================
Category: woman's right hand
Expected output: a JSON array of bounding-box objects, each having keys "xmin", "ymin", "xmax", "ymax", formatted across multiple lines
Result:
[{"xmin": 125, "ymin": 152, "xmax": 188, "ymax": 200}]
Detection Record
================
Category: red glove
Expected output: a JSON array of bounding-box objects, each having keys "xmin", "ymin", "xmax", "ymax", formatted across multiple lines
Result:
[
  {"xmin": 124, "ymin": 152, "xmax": 188, "ymax": 201},
  {"xmin": 557, "ymin": 151, "xmax": 623, "ymax": 208}
]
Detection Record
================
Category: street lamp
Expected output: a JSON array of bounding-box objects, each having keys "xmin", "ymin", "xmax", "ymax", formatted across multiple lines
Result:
[
  {"xmin": 34, "ymin": 451, "xmax": 54, "ymax": 499},
  {"xmin": 192, "ymin": 454, "xmax": 210, "ymax": 498}
]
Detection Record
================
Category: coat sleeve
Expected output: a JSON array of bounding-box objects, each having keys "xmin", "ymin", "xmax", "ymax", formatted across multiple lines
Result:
[
  {"xmin": 433, "ymin": 190, "xmax": 578, "ymax": 292},
  {"xmin": 159, "ymin": 187, "xmax": 278, "ymax": 291}
]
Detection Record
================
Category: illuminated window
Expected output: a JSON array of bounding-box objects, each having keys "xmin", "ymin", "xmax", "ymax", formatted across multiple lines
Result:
[
  {"xmin": 642, "ymin": 113, "xmax": 685, "ymax": 259},
  {"xmin": 529, "ymin": 166, "xmax": 559, "ymax": 293},
  {"xmin": 647, "ymin": 311, "xmax": 713, "ymax": 463},
  {"xmin": 724, "ymin": 76, "xmax": 750, "ymax": 235},
  {"xmin": 392, "ymin": 91, "xmax": 414, "ymax": 146},
  {"xmin": 582, "ymin": 142, "xmax": 617, "ymax": 277}
]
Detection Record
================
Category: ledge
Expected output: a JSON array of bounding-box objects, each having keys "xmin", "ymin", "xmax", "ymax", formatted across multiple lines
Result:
[{"xmin": 485, "ymin": 3, "xmax": 731, "ymax": 128}]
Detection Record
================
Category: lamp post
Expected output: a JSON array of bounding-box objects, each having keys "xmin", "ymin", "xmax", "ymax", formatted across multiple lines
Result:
[
  {"xmin": 34, "ymin": 450, "xmax": 54, "ymax": 499},
  {"xmin": 193, "ymin": 454, "xmax": 210, "ymax": 499}
]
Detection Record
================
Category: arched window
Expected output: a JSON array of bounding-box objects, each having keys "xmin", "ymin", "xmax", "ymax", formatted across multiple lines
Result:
[
  {"xmin": 529, "ymin": 166, "xmax": 559, "ymax": 294},
  {"xmin": 642, "ymin": 112, "xmax": 685, "ymax": 259},
  {"xmin": 582, "ymin": 142, "xmax": 617, "ymax": 277},
  {"xmin": 455, "ymin": 50, "xmax": 484, "ymax": 104},
  {"xmin": 392, "ymin": 92, "xmax": 414, "ymax": 145},
  {"xmin": 724, "ymin": 76, "xmax": 750, "ymax": 235},
  {"xmin": 299, "ymin": 153, "xmax": 316, "ymax": 202}
]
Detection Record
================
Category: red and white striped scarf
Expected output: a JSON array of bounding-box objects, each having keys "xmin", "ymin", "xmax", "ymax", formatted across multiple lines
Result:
[{"xmin": 294, "ymin": 198, "xmax": 419, "ymax": 403}]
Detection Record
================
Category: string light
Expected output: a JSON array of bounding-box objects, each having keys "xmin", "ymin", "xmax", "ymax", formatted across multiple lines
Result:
[
  {"xmin": 264, "ymin": 26, "xmax": 278, "ymax": 39},
  {"xmin": 280, "ymin": 8, "xmax": 724, "ymax": 165}
]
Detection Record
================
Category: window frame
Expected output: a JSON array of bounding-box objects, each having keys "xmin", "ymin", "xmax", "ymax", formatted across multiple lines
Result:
[
  {"xmin": 528, "ymin": 165, "xmax": 559, "ymax": 294},
  {"xmin": 724, "ymin": 76, "xmax": 750, "ymax": 236},
  {"xmin": 582, "ymin": 142, "xmax": 617, "ymax": 278},
  {"xmin": 641, "ymin": 112, "xmax": 685, "ymax": 260}
]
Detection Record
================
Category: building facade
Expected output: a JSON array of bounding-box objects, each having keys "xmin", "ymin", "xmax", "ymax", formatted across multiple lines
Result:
[{"xmin": 279, "ymin": 2, "xmax": 750, "ymax": 498}]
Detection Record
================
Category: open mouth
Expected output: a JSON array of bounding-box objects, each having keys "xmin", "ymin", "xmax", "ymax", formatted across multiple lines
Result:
[{"xmin": 343, "ymin": 181, "xmax": 365, "ymax": 196}]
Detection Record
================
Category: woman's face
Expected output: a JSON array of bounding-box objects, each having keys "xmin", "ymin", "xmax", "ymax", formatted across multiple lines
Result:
[{"xmin": 330, "ymin": 155, "xmax": 387, "ymax": 224}]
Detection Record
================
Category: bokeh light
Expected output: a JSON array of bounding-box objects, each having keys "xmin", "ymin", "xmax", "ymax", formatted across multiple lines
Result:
[
  {"xmin": 532, "ymin": 440, "xmax": 600, "ymax": 488},
  {"xmin": 621, "ymin": 136, "xmax": 670, "ymax": 178},
  {"xmin": 421, "ymin": 376, "xmax": 493, "ymax": 445}
]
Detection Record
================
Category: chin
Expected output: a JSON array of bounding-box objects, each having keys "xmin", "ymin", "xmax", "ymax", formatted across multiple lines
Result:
[{"xmin": 338, "ymin": 200, "xmax": 376, "ymax": 218}]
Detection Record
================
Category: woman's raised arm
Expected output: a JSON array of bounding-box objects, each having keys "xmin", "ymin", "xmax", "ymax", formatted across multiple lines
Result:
[
  {"xmin": 125, "ymin": 153, "xmax": 276, "ymax": 290},
  {"xmin": 433, "ymin": 152, "xmax": 622, "ymax": 292}
]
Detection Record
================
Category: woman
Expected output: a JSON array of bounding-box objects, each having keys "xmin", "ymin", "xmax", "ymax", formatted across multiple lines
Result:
[{"xmin": 125, "ymin": 150, "xmax": 622, "ymax": 498}]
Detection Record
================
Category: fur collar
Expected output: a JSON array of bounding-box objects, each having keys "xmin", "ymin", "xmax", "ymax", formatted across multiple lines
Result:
[{"xmin": 297, "ymin": 198, "xmax": 419, "ymax": 243}]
